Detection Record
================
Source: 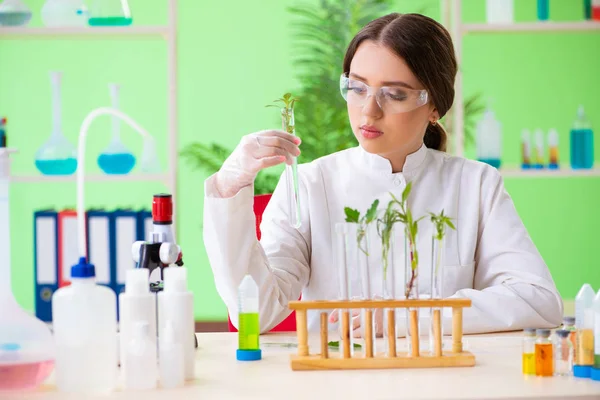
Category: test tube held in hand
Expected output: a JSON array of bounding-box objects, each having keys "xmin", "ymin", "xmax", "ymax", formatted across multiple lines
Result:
[{"xmin": 282, "ymin": 108, "xmax": 301, "ymax": 229}]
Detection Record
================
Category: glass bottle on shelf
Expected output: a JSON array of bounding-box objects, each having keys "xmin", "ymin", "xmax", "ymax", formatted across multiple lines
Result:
[
  {"xmin": 554, "ymin": 329, "xmax": 573, "ymax": 376},
  {"xmin": 0, "ymin": 0, "xmax": 31, "ymax": 26},
  {"xmin": 535, "ymin": 329, "xmax": 554, "ymax": 377},
  {"xmin": 35, "ymin": 71, "xmax": 78, "ymax": 176},
  {"xmin": 97, "ymin": 83, "xmax": 136, "ymax": 175},
  {"xmin": 87, "ymin": 0, "xmax": 132, "ymax": 26},
  {"xmin": 41, "ymin": 0, "xmax": 87, "ymax": 27},
  {"xmin": 522, "ymin": 328, "xmax": 536, "ymax": 375}
]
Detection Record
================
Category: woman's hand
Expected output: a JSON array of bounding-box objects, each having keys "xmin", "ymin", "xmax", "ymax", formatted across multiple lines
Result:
[
  {"xmin": 329, "ymin": 308, "xmax": 384, "ymax": 338},
  {"xmin": 214, "ymin": 130, "xmax": 301, "ymax": 197}
]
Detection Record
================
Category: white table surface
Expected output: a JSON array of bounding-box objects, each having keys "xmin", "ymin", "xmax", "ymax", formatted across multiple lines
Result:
[{"xmin": 4, "ymin": 331, "xmax": 600, "ymax": 400}]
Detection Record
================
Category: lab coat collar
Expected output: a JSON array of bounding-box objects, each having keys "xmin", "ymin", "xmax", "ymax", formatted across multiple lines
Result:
[{"xmin": 358, "ymin": 142, "xmax": 429, "ymax": 178}]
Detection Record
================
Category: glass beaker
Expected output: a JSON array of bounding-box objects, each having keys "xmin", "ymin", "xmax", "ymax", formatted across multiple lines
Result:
[
  {"xmin": 0, "ymin": 0, "xmax": 32, "ymax": 26},
  {"xmin": 35, "ymin": 71, "xmax": 78, "ymax": 176},
  {"xmin": 1, "ymin": 149, "xmax": 55, "ymax": 392},
  {"xmin": 139, "ymin": 135, "xmax": 161, "ymax": 173},
  {"xmin": 97, "ymin": 84, "xmax": 136, "ymax": 175},
  {"xmin": 41, "ymin": 0, "xmax": 87, "ymax": 27},
  {"xmin": 87, "ymin": 0, "xmax": 132, "ymax": 26}
]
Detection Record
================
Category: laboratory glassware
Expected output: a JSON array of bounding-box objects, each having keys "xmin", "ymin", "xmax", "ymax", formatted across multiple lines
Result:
[
  {"xmin": 358, "ymin": 223, "xmax": 382, "ymax": 357},
  {"xmin": 41, "ymin": 0, "xmax": 87, "ymax": 27},
  {"xmin": 475, "ymin": 103, "xmax": 501, "ymax": 169},
  {"xmin": 236, "ymin": 274, "xmax": 262, "ymax": 361},
  {"xmin": 35, "ymin": 71, "xmax": 78, "ymax": 176},
  {"xmin": 0, "ymin": 148, "xmax": 55, "ymax": 392},
  {"xmin": 139, "ymin": 135, "xmax": 161, "ymax": 173},
  {"xmin": 0, "ymin": 0, "xmax": 31, "ymax": 26},
  {"xmin": 535, "ymin": 329, "xmax": 554, "ymax": 377},
  {"xmin": 335, "ymin": 222, "xmax": 359, "ymax": 357},
  {"xmin": 52, "ymin": 257, "xmax": 118, "ymax": 394},
  {"xmin": 0, "ymin": 117, "xmax": 6, "ymax": 147},
  {"xmin": 97, "ymin": 84, "xmax": 136, "ymax": 175},
  {"xmin": 593, "ymin": 0, "xmax": 600, "ymax": 20},
  {"xmin": 381, "ymin": 225, "xmax": 400, "ymax": 357},
  {"xmin": 547, "ymin": 129, "xmax": 559, "ymax": 169},
  {"xmin": 405, "ymin": 226, "xmax": 421, "ymax": 356},
  {"xmin": 533, "ymin": 129, "xmax": 545, "ymax": 169},
  {"xmin": 429, "ymin": 222, "xmax": 446, "ymax": 355},
  {"xmin": 124, "ymin": 321, "xmax": 157, "ymax": 390},
  {"xmin": 282, "ymin": 107, "xmax": 301, "ymax": 229},
  {"xmin": 522, "ymin": 328, "xmax": 536, "ymax": 375},
  {"xmin": 521, "ymin": 129, "xmax": 531, "ymax": 169},
  {"xmin": 561, "ymin": 316, "xmax": 577, "ymax": 353},
  {"xmin": 87, "ymin": 0, "xmax": 132, "ymax": 26},
  {"xmin": 157, "ymin": 267, "xmax": 195, "ymax": 379},
  {"xmin": 554, "ymin": 330, "xmax": 573, "ymax": 376},
  {"xmin": 537, "ymin": 0, "xmax": 549, "ymax": 21},
  {"xmin": 593, "ymin": 290, "xmax": 600, "ymax": 374},
  {"xmin": 570, "ymin": 105, "xmax": 594, "ymax": 170},
  {"xmin": 485, "ymin": 0, "xmax": 513, "ymax": 24}
]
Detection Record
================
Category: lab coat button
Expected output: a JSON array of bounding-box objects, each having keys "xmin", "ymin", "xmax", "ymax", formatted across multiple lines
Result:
[{"xmin": 394, "ymin": 178, "xmax": 401, "ymax": 186}]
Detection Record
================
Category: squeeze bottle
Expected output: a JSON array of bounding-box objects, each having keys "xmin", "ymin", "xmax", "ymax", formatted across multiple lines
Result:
[
  {"xmin": 570, "ymin": 106, "xmax": 594, "ymax": 169},
  {"xmin": 51, "ymin": 257, "xmax": 118, "ymax": 394}
]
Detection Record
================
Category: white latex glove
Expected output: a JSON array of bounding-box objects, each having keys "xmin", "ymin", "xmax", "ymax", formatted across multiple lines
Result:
[{"xmin": 214, "ymin": 130, "xmax": 301, "ymax": 198}]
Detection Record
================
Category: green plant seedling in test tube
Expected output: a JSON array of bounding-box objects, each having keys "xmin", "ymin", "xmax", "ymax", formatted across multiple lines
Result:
[{"xmin": 236, "ymin": 274, "xmax": 261, "ymax": 361}]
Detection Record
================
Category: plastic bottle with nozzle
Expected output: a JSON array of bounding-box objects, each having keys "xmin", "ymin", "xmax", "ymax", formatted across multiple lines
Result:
[
  {"xmin": 118, "ymin": 268, "xmax": 156, "ymax": 371},
  {"xmin": 124, "ymin": 321, "xmax": 157, "ymax": 390},
  {"xmin": 157, "ymin": 267, "xmax": 195, "ymax": 380},
  {"xmin": 159, "ymin": 320, "xmax": 185, "ymax": 389},
  {"xmin": 574, "ymin": 283, "xmax": 595, "ymax": 378}
]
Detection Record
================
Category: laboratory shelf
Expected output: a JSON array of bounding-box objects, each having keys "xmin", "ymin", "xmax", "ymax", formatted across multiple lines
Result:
[
  {"xmin": 461, "ymin": 21, "xmax": 600, "ymax": 34},
  {"xmin": 500, "ymin": 166, "xmax": 600, "ymax": 178},
  {"xmin": 0, "ymin": 26, "xmax": 169, "ymax": 38},
  {"xmin": 9, "ymin": 173, "xmax": 169, "ymax": 184}
]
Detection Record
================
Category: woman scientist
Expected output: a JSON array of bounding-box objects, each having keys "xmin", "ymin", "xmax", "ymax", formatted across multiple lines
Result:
[{"xmin": 202, "ymin": 13, "xmax": 563, "ymax": 336}]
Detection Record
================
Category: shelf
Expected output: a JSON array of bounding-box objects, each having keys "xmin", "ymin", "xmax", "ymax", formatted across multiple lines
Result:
[
  {"xmin": 462, "ymin": 21, "xmax": 600, "ymax": 34},
  {"xmin": 9, "ymin": 173, "xmax": 169, "ymax": 183},
  {"xmin": 500, "ymin": 166, "xmax": 600, "ymax": 178},
  {"xmin": 0, "ymin": 26, "xmax": 170, "ymax": 38}
]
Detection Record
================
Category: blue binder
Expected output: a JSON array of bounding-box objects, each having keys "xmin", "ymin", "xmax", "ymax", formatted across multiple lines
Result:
[
  {"xmin": 137, "ymin": 209, "xmax": 152, "ymax": 242},
  {"xmin": 110, "ymin": 209, "xmax": 139, "ymax": 299},
  {"xmin": 34, "ymin": 210, "xmax": 59, "ymax": 322},
  {"xmin": 86, "ymin": 209, "xmax": 112, "ymax": 289}
]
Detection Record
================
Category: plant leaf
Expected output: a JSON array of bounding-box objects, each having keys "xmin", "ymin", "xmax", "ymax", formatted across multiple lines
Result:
[
  {"xmin": 344, "ymin": 207, "xmax": 360, "ymax": 223},
  {"xmin": 365, "ymin": 199, "xmax": 379, "ymax": 223}
]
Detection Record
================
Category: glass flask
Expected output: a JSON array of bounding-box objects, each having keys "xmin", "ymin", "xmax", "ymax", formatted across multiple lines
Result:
[
  {"xmin": 41, "ymin": 0, "xmax": 87, "ymax": 27},
  {"xmin": 87, "ymin": 0, "xmax": 132, "ymax": 26},
  {"xmin": 97, "ymin": 83, "xmax": 136, "ymax": 175},
  {"xmin": 35, "ymin": 71, "xmax": 78, "ymax": 176},
  {"xmin": 139, "ymin": 135, "xmax": 161, "ymax": 173},
  {"xmin": 0, "ymin": 148, "xmax": 55, "ymax": 392},
  {"xmin": 0, "ymin": 0, "xmax": 32, "ymax": 26}
]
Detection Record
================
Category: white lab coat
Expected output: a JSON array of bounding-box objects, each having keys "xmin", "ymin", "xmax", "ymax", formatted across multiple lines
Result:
[{"xmin": 203, "ymin": 144, "xmax": 563, "ymax": 334}]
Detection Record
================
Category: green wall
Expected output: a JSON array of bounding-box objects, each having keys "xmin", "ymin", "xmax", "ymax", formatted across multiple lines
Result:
[{"xmin": 1, "ymin": 0, "xmax": 598, "ymax": 321}]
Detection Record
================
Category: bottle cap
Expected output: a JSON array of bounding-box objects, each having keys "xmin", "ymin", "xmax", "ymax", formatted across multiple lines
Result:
[
  {"xmin": 573, "ymin": 365, "xmax": 592, "ymax": 378},
  {"xmin": 536, "ymin": 328, "xmax": 551, "ymax": 337},
  {"xmin": 163, "ymin": 267, "xmax": 187, "ymax": 292},
  {"xmin": 236, "ymin": 349, "xmax": 262, "ymax": 361},
  {"xmin": 555, "ymin": 329, "xmax": 570, "ymax": 339},
  {"xmin": 71, "ymin": 256, "xmax": 96, "ymax": 278},
  {"xmin": 153, "ymin": 193, "xmax": 173, "ymax": 225},
  {"xmin": 590, "ymin": 368, "xmax": 600, "ymax": 381},
  {"xmin": 125, "ymin": 268, "xmax": 150, "ymax": 294},
  {"xmin": 563, "ymin": 316, "xmax": 575, "ymax": 325}
]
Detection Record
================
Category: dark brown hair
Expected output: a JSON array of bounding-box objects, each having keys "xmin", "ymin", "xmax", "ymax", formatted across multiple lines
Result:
[{"xmin": 343, "ymin": 13, "xmax": 457, "ymax": 152}]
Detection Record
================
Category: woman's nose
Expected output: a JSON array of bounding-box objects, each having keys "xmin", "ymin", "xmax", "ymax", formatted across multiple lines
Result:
[{"xmin": 362, "ymin": 93, "xmax": 383, "ymax": 118}]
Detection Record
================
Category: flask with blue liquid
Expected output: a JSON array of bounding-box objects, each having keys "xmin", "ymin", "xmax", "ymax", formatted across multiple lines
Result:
[
  {"xmin": 570, "ymin": 106, "xmax": 594, "ymax": 170},
  {"xmin": 476, "ymin": 101, "xmax": 502, "ymax": 169}
]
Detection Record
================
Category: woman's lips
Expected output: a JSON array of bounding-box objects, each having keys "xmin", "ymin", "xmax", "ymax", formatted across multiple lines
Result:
[{"xmin": 360, "ymin": 125, "xmax": 383, "ymax": 139}]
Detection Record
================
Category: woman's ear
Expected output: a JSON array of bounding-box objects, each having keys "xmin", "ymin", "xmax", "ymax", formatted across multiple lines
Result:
[{"xmin": 429, "ymin": 108, "xmax": 440, "ymax": 125}]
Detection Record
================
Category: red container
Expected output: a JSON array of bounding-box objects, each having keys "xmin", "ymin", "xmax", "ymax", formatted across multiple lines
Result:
[{"xmin": 227, "ymin": 194, "xmax": 298, "ymax": 332}]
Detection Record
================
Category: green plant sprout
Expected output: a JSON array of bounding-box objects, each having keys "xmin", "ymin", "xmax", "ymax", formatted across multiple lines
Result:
[
  {"xmin": 266, "ymin": 92, "xmax": 299, "ymax": 134},
  {"xmin": 344, "ymin": 199, "xmax": 379, "ymax": 256},
  {"xmin": 376, "ymin": 199, "xmax": 402, "ymax": 281},
  {"xmin": 429, "ymin": 210, "xmax": 456, "ymax": 279},
  {"xmin": 388, "ymin": 182, "xmax": 424, "ymax": 299},
  {"xmin": 327, "ymin": 340, "xmax": 362, "ymax": 350}
]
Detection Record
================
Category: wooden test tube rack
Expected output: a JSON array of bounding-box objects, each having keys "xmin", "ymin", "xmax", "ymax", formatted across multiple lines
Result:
[{"xmin": 287, "ymin": 298, "xmax": 475, "ymax": 371}]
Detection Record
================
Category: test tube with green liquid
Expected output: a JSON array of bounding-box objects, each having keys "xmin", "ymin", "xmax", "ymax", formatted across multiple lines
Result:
[{"xmin": 236, "ymin": 274, "xmax": 262, "ymax": 361}]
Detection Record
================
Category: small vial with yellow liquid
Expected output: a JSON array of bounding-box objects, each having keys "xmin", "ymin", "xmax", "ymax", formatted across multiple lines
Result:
[
  {"xmin": 535, "ymin": 329, "xmax": 554, "ymax": 377},
  {"xmin": 547, "ymin": 129, "xmax": 559, "ymax": 169},
  {"xmin": 522, "ymin": 328, "xmax": 536, "ymax": 375},
  {"xmin": 236, "ymin": 274, "xmax": 262, "ymax": 361}
]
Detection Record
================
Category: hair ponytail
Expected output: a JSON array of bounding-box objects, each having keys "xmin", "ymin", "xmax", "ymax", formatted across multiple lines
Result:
[{"xmin": 423, "ymin": 121, "xmax": 448, "ymax": 152}]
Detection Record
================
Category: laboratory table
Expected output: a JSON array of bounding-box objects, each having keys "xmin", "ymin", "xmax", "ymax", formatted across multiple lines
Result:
[{"xmin": 5, "ymin": 331, "xmax": 600, "ymax": 400}]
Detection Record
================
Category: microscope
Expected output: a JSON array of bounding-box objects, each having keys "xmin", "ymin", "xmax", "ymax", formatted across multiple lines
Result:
[{"xmin": 131, "ymin": 193, "xmax": 183, "ymax": 292}]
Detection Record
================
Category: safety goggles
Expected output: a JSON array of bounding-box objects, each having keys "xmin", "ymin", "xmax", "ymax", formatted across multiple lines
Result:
[{"xmin": 339, "ymin": 73, "xmax": 429, "ymax": 114}]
